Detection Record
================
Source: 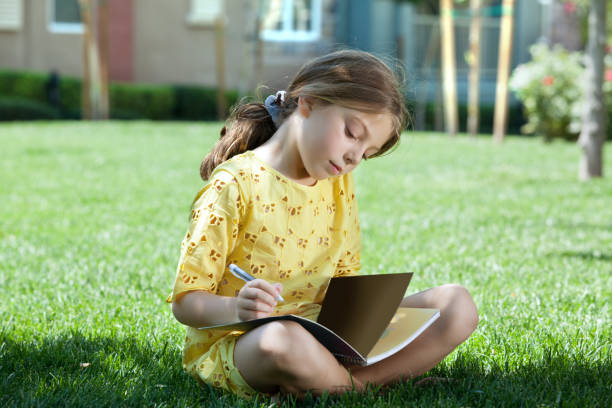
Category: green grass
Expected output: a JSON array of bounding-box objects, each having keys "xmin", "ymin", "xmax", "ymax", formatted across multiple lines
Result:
[{"xmin": 1, "ymin": 121, "xmax": 610, "ymax": 407}]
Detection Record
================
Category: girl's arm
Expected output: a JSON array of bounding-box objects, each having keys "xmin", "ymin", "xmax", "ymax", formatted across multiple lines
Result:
[
  {"xmin": 172, "ymin": 291, "xmax": 238, "ymax": 327},
  {"xmin": 172, "ymin": 279, "xmax": 283, "ymax": 327}
]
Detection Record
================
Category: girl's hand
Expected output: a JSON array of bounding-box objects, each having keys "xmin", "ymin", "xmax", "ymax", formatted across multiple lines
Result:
[{"xmin": 236, "ymin": 279, "xmax": 283, "ymax": 321}]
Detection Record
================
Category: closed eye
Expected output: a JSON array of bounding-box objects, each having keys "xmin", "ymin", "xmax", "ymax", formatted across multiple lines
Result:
[{"xmin": 345, "ymin": 126, "xmax": 356, "ymax": 139}]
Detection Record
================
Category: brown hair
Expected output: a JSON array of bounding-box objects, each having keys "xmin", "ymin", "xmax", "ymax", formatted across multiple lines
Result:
[{"xmin": 200, "ymin": 49, "xmax": 408, "ymax": 180}]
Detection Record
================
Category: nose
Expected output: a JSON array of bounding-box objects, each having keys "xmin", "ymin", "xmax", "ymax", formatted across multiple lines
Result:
[{"xmin": 343, "ymin": 149, "xmax": 362, "ymax": 167}]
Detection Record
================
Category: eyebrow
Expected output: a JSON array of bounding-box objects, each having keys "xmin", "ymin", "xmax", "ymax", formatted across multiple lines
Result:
[{"xmin": 353, "ymin": 116, "xmax": 383, "ymax": 152}]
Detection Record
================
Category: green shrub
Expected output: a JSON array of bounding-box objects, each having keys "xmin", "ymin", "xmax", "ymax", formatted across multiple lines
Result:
[
  {"xmin": 173, "ymin": 85, "xmax": 239, "ymax": 120},
  {"xmin": 0, "ymin": 71, "xmax": 21, "ymax": 95},
  {"xmin": 0, "ymin": 70, "xmax": 240, "ymax": 121},
  {"xmin": 58, "ymin": 76, "xmax": 82, "ymax": 113},
  {"xmin": 0, "ymin": 97, "xmax": 60, "ymax": 121},
  {"xmin": 109, "ymin": 83, "xmax": 175, "ymax": 120},
  {"xmin": 0, "ymin": 70, "xmax": 49, "ymax": 105},
  {"xmin": 12, "ymin": 72, "xmax": 48, "ymax": 104}
]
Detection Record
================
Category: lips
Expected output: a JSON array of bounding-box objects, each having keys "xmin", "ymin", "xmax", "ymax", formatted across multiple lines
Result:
[{"xmin": 330, "ymin": 161, "xmax": 342, "ymax": 175}]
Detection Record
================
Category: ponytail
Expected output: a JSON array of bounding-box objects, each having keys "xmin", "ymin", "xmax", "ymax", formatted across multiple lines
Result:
[{"xmin": 199, "ymin": 102, "xmax": 277, "ymax": 180}]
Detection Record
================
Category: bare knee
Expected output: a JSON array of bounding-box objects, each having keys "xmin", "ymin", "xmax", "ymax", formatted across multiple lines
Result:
[
  {"xmin": 439, "ymin": 284, "xmax": 479, "ymax": 343},
  {"xmin": 256, "ymin": 321, "xmax": 310, "ymax": 374},
  {"xmin": 256, "ymin": 321, "xmax": 348, "ymax": 386}
]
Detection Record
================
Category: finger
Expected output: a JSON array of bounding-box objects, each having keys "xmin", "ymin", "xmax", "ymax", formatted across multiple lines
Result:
[
  {"xmin": 236, "ymin": 297, "xmax": 275, "ymax": 313},
  {"xmin": 273, "ymin": 283, "xmax": 283, "ymax": 298},
  {"xmin": 242, "ymin": 280, "xmax": 279, "ymax": 304},
  {"xmin": 239, "ymin": 287, "xmax": 276, "ymax": 307},
  {"xmin": 238, "ymin": 308, "xmax": 273, "ymax": 321}
]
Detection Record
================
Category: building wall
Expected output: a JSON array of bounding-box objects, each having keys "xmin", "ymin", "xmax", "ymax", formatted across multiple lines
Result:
[
  {"xmin": 108, "ymin": 0, "xmax": 133, "ymax": 81},
  {"xmin": 0, "ymin": 0, "xmax": 543, "ymax": 101},
  {"xmin": 132, "ymin": 0, "xmax": 215, "ymax": 86},
  {"xmin": 0, "ymin": 0, "xmax": 25, "ymax": 70},
  {"xmin": 0, "ymin": 0, "xmax": 337, "ymax": 93},
  {"xmin": 0, "ymin": 0, "xmax": 82, "ymax": 76},
  {"xmin": 0, "ymin": 25, "xmax": 24, "ymax": 69}
]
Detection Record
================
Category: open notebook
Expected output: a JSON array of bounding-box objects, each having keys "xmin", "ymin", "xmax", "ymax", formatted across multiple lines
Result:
[{"xmin": 198, "ymin": 273, "xmax": 439, "ymax": 366}]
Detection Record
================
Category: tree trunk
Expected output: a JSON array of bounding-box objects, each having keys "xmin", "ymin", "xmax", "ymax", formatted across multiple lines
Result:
[
  {"xmin": 252, "ymin": 14, "xmax": 263, "ymax": 94},
  {"xmin": 578, "ymin": 0, "xmax": 606, "ymax": 180},
  {"xmin": 80, "ymin": 0, "xmax": 92, "ymax": 119},
  {"xmin": 79, "ymin": 0, "xmax": 104, "ymax": 120},
  {"xmin": 493, "ymin": 0, "xmax": 515, "ymax": 143},
  {"xmin": 415, "ymin": 23, "xmax": 439, "ymax": 131},
  {"xmin": 98, "ymin": 0, "xmax": 109, "ymax": 120},
  {"xmin": 215, "ymin": 16, "xmax": 227, "ymax": 120},
  {"xmin": 467, "ymin": 0, "xmax": 482, "ymax": 137},
  {"xmin": 439, "ymin": 0, "xmax": 458, "ymax": 136}
]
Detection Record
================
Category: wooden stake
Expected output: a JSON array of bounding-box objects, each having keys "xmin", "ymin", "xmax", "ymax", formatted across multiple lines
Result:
[
  {"xmin": 440, "ymin": 0, "xmax": 458, "ymax": 136},
  {"xmin": 253, "ymin": 15, "xmax": 263, "ymax": 94},
  {"xmin": 215, "ymin": 16, "xmax": 227, "ymax": 121},
  {"xmin": 467, "ymin": 0, "xmax": 482, "ymax": 137},
  {"xmin": 493, "ymin": 0, "xmax": 515, "ymax": 143},
  {"xmin": 415, "ymin": 24, "xmax": 440, "ymax": 131},
  {"xmin": 98, "ymin": 0, "xmax": 109, "ymax": 119},
  {"xmin": 80, "ymin": 0, "xmax": 92, "ymax": 119}
]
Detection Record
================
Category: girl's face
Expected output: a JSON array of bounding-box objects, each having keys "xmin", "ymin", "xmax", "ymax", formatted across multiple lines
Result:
[{"xmin": 296, "ymin": 98, "xmax": 394, "ymax": 181}]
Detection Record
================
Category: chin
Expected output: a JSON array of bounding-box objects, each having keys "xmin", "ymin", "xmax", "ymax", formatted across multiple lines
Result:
[{"xmin": 314, "ymin": 170, "xmax": 334, "ymax": 180}]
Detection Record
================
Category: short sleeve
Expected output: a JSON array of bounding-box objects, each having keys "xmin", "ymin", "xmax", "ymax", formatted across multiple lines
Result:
[
  {"xmin": 334, "ymin": 177, "xmax": 361, "ymax": 278},
  {"xmin": 169, "ymin": 169, "xmax": 247, "ymax": 302}
]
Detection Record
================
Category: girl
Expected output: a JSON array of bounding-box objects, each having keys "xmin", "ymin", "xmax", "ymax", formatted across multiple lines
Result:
[{"xmin": 169, "ymin": 50, "xmax": 478, "ymax": 399}]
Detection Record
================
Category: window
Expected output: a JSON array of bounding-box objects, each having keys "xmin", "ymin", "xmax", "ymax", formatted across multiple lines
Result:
[
  {"xmin": 48, "ymin": 0, "xmax": 83, "ymax": 34},
  {"xmin": 261, "ymin": 0, "xmax": 321, "ymax": 42},
  {"xmin": 0, "ymin": 0, "xmax": 22, "ymax": 30},
  {"xmin": 186, "ymin": 0, "xmax": 224, "ymax": 26}
]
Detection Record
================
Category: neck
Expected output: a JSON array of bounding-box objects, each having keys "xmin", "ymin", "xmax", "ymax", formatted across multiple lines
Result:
[{"xmin": 253, "ymin": 115, "xmax": 317, "ymax": 186}]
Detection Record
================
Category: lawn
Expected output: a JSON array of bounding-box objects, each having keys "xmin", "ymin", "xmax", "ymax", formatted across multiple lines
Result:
[{"xmin": 1, "ymin": 121, "xmax": 610, "ymax": 407}]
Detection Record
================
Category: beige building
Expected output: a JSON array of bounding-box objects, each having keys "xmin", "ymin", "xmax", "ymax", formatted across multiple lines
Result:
[
  {"xmin": 1, "ymin": 0, "xmax": 548, "ymax": 108},
  {"xmin": 0, "ymin": 0, "xmax": 338, "ymax": 93}
]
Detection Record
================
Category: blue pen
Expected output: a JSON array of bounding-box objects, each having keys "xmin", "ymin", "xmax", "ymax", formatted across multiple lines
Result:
[{"xmin": 229, "ymin": 263, "xmax": 284, "ymax": 302}]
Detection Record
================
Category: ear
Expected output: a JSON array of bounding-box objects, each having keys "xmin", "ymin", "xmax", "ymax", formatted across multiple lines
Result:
[{"xmin": 297, "ymin": 96, "xmax": 314, "ymax": 118}]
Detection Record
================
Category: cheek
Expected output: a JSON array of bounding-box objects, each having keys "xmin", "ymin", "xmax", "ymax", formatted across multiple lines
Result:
[
  {"xmin": 325, "ymin": 132, "xmax": 345, "ymax": 154},
  {"xmin": 306, "ymin": 122, "xmax": 332, "ymax": 150},
  {"xmin": 302, "ymin": 113, "xmax": 344, "ymax": 155}
]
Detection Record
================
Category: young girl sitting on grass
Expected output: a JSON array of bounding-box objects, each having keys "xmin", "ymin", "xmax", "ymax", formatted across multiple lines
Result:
[{"xmin": 169, "ymin": 49, "xmax": 478, "ymax": 399}]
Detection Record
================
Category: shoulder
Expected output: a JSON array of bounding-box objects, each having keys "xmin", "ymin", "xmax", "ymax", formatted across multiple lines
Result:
[
  {"xmin": 191, "ymin": 152, "xmax": 255, "ymax": 210},
  {"xmin": 210, "ymin": 151, "xmax": 257, "ymax": 185}
]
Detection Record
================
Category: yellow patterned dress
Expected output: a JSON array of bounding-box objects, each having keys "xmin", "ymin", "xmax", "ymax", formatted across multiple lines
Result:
[{"xmin": 168, "ymin": 150, "xmax": 361, "ymax": 399}]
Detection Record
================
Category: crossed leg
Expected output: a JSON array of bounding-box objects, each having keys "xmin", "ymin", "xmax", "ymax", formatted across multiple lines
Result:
[{"xmin": 233, "ymin": 283, "xmax": 478, "ymax": 396}]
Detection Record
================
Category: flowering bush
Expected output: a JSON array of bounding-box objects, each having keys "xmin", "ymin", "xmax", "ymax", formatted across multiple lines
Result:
[
  {"xmin": 510, "ymin": 44, "xmax": 583, "ymax": 141},
  {"xmin": 510, "ymin": 43, "xmax": 612, "ymax": 142}
]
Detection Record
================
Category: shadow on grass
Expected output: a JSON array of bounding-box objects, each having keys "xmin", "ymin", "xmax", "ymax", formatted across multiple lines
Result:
[
  {"xmin": 1, "ymin": 331, "xmax": 610, "ymax": 407},
  {"xmin": 555, "ymin": 221, "xmax": 612, "ymax": 232},
  {"xmin": 0, "ymin": 331, "xmax": 250, "ymax": 407},
  {"xmin": 554, "ymin": 250, "xmax": 612, "ymax": 262}
]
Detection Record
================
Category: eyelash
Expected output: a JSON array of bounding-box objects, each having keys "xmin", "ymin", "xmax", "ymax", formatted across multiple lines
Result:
[
  {"xmin": 345, "ymin": 126, "xmax": 356, "ymax": 139},
  {"xmin": 345, "ymin": 126, "xmax": 369, "ymax": 160}
]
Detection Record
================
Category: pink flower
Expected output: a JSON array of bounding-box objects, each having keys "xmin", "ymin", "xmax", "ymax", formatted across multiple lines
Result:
[
  {"xmin": 605, "ymin": 69, "xmax": 612, "ymax": 82},
  {"xmin": 542, "ymin": 76, "xmax": 555, "ymax": 86},
  {"xmin": 563, "ymin": 1, "xmax": 576, "ymax": 14},
  {"xmin": 606, "ymin": 44, "xmax": 611, "ymax": 54}
]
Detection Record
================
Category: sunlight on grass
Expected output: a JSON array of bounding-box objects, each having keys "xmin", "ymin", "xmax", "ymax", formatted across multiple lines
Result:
[{"xmin": 1, "ymin": 121, "xmax": 610, "ymax": 407}]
